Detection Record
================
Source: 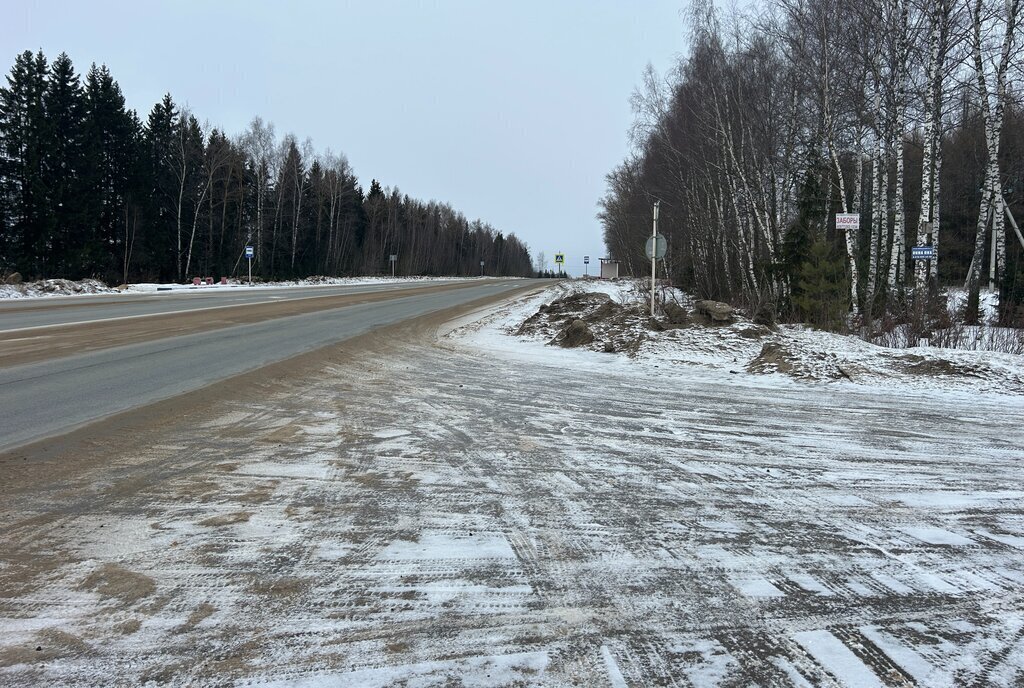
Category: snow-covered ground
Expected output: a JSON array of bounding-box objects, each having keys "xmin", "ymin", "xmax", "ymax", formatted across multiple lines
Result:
[
  {"xmin": 0, "ymin": 278, "xmax": 118, "ymax": 299},
  {"xmin": 480, "ymin": 280, "xmax": 1024, "ymax": 396},
  {"xmin": 1, "ymin": 281, "xmax": 1022, "ymax": 685},
  {"xmin": 0, "ymin": 275, "xmax": 488, "ymax": 299}
]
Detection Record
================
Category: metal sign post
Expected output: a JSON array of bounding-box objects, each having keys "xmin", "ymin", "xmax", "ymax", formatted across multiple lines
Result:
[
  {"xmin": 245, "ymin": 245, "xmax": 254, "ymax": 285},
  {"xmin": 554, "ymin": 253, "xmax": 565, "ymax": 276},
  {"xmin": 389, "ymin": 254, "xmax": 397, "ymax": 278},
  {"xmin": 584, "ymin": 255, "xmax": 590, "ymax": 277},
  {"xmin": 480, "ymin": 260, "xmax": 485, "ymax": 276},
  {"xmin": 647, "ymin": 201, "xmax": 663, "ymax": 315}
]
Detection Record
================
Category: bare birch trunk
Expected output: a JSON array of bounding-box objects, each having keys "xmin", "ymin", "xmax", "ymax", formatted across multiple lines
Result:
[
  {"xmin": 867, "ymin": 134, "xmax": 882, "ymax": 306},
  {"xmin": 853, "ymin": 148, "xmax": 864, "ymax": 214},
  {"xmin": 834, "ymin": 148, "xmax": 860, "ymax": 316},
  {"xmin": 966, "ymin": 0, "xmax": 1019, "ymax": 316},
  {"xmin": 893, "ymin": 0, "xmax": 909, "ymax": 289},
  {"xmin": 916, "ymin": 120, "xmax": 935, "ymax": 289},
  {"xmin": 991, "ymin": 191, "xmax": 1005, "ymax": 290},
  {"xmin": 879, "ymin": 158, "xmax": 889, "ymax": 291},
  {"xmin": 176, "ymin": 177, "xmax": 185, "ymax": 282},
  {"xmin": 930, "ymin": 135, "xmax": 942, "ymax": 283},
  {"xmin": 888, "ymin": 116, "xmax": 906, "ymax": 291},
  {"xmin": 183, "ymin": 181, "xmax": 210, "ymax": 279}
]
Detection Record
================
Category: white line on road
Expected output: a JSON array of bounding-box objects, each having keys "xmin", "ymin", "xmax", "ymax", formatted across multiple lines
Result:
[{"xmin": 0, "ymin": 284, "xmax": 461, "ymax": 335}]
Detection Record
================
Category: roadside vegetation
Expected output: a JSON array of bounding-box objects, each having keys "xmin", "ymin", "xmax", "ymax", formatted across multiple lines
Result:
[
  {"xmin": 600, "ymin": 0, "xmax": 1024, "ymax": 338},
  {"xmin": 0, "ymin": 52, "xmax": 534, "ymax": 285}
]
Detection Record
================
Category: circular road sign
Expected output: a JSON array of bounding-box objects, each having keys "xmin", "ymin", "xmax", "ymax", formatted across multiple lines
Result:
[{"xmin": 645, "ymin": 234, "xmax": 667, "ymax": 260}]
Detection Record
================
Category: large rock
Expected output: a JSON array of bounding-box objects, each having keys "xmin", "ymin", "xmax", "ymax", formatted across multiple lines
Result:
[
  {"xmin": 4, "ymin": 271, "xmax": 22, "ymax": 285},
  {"xmin": 694, "ymin": 299, "xmax": 735, "ymax": 323},
  {"xmin": 554, "ymin": 319, "xmax": 595, "ymax": 348}
]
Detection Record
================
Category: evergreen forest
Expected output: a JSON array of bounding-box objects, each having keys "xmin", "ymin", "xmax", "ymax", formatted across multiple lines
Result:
[{"xmin": 0, "ymin": 51, "xmax": 534, "ymax": 284}]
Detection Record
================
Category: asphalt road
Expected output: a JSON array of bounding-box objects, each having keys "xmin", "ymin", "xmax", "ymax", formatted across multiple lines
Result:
[
  {"xmin": 0, "ymin": 280, "xmax": 466, "ymax": 332},
  {"xmin": 0, "ymin": 279, "xmax": 537, "ymax": 452}
]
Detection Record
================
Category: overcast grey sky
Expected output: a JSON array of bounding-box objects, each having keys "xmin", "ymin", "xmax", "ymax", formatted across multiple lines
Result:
[{"xmin": 2, "ymin": 1, "xmax": 686, "ymax": 275}]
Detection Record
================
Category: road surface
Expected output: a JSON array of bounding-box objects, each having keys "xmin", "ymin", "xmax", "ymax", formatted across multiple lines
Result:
[
  {"xmin": 0, "ymin": 287, "xmax": 1021, "ymax": 686},
  {"xmin": 0, "ymin": 280, "xmax": 468, "ymax": 332},
  {"xmin": 0, "ymin": 279, "xmax": 541, "ymax": 452}
]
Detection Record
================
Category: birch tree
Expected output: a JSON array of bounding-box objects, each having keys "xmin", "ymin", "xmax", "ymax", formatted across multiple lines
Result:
[
  {"xmin": 914, "ymin": 0, "xmax": 955, "ymax": 291},
  {"xmin": 964, "ymin": 0, "xmax": 1020, "ymax": 322}
]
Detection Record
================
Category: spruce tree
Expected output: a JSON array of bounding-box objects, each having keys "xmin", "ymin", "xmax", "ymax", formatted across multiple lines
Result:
[
  {"xmin": 43, "ymin": 52, "xmax": 87, "ymax": 276},
  {"xmin": 82, "ymin": 63, "xmax": 141, "ymax": 279},
  {"xmin": 0, "ymin": 50, "xmax": 49, "ymax": 277},
  {"xmin": 781, "ymin": 164, "xmax": 826, "ymax": 314},
  {"xmin": 144, "ymin": 94, "xmax": 178, "ymax": 280},
  {"xmin": 792, "ymin": 238, "xmax": 850, "ymax": 330}
]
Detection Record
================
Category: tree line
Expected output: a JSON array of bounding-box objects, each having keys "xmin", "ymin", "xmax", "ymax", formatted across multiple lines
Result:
[
  {"xmin": 601, "ymin": 0, "xmax": 1023, "ymax": 328},
  {"xmin": 0, "ymin": 50, "xmax": 534, "ymax": 284}
]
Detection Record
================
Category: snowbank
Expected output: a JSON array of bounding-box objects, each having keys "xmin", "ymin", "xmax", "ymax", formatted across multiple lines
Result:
[
  {"xmin": 0, "ymin": 278, "xmax": 117, "ymax": 299},
  {"xmin": 453, "ymin": 279, "xmax": 1024, "ymax": 397}
]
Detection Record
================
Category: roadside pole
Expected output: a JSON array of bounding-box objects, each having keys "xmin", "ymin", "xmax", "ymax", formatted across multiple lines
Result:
[
  {"xmin": 245, "ymin": 245, "xmax": 253, "ymax": 285},
  {"xmin": 390, "ymin": 254, "xmax": 397, "ymax": 278},
  {"xmin": 584, "ymin": 255, "xmax": 590, "ymax": 277},
  {"xmin": 651, "ymin": 201, "xmax": 659, "ymax": 316},
  {"xmin": 480, "ymin": 260, "xmax": 485, "ymax": 277}
]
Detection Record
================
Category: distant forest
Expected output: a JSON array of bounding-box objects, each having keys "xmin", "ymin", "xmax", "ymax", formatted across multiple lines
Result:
[
  {"xmin": 0, "ymin": 50, "xmax": 534, "ymax": 283},
  {"xmin": 601, "ymin": 0, "xmax": 1023, "ymax": 326}
]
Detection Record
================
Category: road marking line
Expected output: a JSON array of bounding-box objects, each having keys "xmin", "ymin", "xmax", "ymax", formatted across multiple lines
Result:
[{"xmin": 0, "ymin": 281, "xmax": 489, "ymax": 335}]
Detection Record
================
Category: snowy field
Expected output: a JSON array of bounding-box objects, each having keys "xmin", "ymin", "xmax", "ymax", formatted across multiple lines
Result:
[{"xmin": 1, "ymin": 282, "xmax": 1022, "ymax": 685}]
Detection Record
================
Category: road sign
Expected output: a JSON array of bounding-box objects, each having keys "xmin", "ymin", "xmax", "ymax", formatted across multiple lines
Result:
[
  {"xmin": 645, "ymin": 234, "xmax": 667, "ymax": 260},
  {"xmin": 245, "ymin": 246, "xmax": 254, "ymax": 258},
  {"xmin": 583, "ymin": 256, "xmax": 590, "ymax": 264},
  {"xmin": 835, "ymin": 213, "xmax": 860, "ymax": 230},
  {"xmin": 389, "ymin": 254, "xmax": 397, "ymax": 262},
  {"xmin": 911, "ymin": 245, "xmax": 936, "ymax": 260},
  {"xmin": 554, "ymin": 253, "xmax": 564, "ymax": 264}
]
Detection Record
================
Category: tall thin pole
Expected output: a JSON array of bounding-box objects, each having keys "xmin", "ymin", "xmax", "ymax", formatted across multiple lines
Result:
[{"xmin": 651, "ymin": 201, "xmax": 659, "ymax": 316}]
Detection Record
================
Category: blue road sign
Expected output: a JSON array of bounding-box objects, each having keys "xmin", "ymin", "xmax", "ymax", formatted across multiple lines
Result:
[
  {"xmin": 245, "ymin": 246, "xmax": 254, "ymax": 258},
  {"xmin": 911, "ymin": 246, "xmax": 935, "ymax": 260}
]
